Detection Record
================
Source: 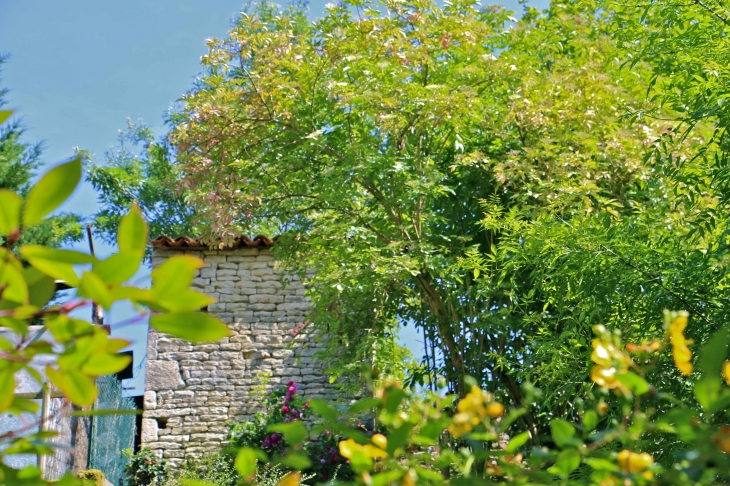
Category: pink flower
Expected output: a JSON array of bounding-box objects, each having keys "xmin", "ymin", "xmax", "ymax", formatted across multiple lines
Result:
[{"xmin": 281, "ymin": 405, "xmax": 290, "ymax": 413}]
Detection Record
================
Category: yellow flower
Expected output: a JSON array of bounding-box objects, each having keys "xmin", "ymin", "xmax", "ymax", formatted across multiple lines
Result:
[
  {"xmin": 448, "ymin": 386, "xmax": 504, "ymax": 437},
  {"xmin": 279, "ymin": 472, "xmax": 301, "ymax": 486},
  {"xmin": 485, "ymin": 402, "xmax": 504, "ymax": 419},
  {"xmin": 617, "ymin": 450, "xmax": 653, "ymax": 474},
  {"xmin": 371, "ymin": 433, "xmax": 388, "ymax": 450},
  {"xmin": 338, "ymin": 438, "xmax": 388, "ymax": 460},
  {"xmin": 669, "ymin": 314, "xmax": 693, "ymax": 376},
  {"xmin": 723, "ymin": 361, "xmax": 730, "ymax": 386}
]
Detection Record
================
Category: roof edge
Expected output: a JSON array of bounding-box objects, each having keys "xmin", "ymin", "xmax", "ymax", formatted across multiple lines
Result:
[{"xmin": 150, "ymin": 235, "xmax": 276, "ymax": 250}]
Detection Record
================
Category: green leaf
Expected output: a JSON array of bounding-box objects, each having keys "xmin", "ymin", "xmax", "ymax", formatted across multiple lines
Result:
[
  {"xmin": 151, "ymin": 255, "xmax": 205, "ymax": 299},
  {"xmin": 550, "ymin": 419, "xmax": 578, "ymax": 448},
  {"xmin": 506, "ymin": 431, "xmax": 530, "ymax": 453},
  {"xmin": 23, "ymin": 156, "xmax": 82, "ymax": 226},
  {"xmin": 150, "ymin": 312, "xmax": 230, "ymax": 343},
  {"xmin": 384, "ymin": 387, "xmax": 406, "ymax": 413},
  {"xmin": 0, "ymin": 366, "xmax": 16, "ymax": 413},
  {"xmin": 348, "ymin": 397, "xmax": 381, "ymax": 414},
  {"xmin": 46, "ymin": 366, "xmax": 97, "ymax": 407},
  {"xmin": 348, "ymin": 450, "xmax": 373, "ymax": 474},
  {"xmin": 309, "ymin": 399, "xmax": 339, "ymax": 421},
  {"xmin": 235, "ymin": 447, "xmax": 258, "ymax": 478},
  {"xmin": 156, "ymin": 289, "xmax": 215, "ymax": 313},
  {"xmin": 616, "ymin": 372, "xmax": 649, "ymax": 395},
  {"xmin": 275, "ymin": 452, "xmax": 312, "ymax": 470},
  {"xmin": 699, "ymin": 324, "xmax": 730, "ymax": 376},
  {"xmin": 46, "ymin": 316, "xmax": 94, "ymax": 344},
  {"xmin": 548, "ymin": 448, "xmax": 581, "ymax": 478},
  {"xmin": 0, "ymin": 249, "xmax": 29, "ymax": 304},
  {"xmin": 267, "ymin": 421, "xmax": 309, "ymax": 445},
  {"xmin": 23, "ymin": 267, "xmax": 55, "ymax": 308},
  {"xmin": 0, "ymin": 110, "xmax": 12, "ymax": 125},
  {"xmin": 92, "ymin": 253, "xmax": 142, "ymax": 286},
  {"xmin": 0, "ymin": 190, "xmax": 22, "ymax": 235},
  {"xmin": 80, "ymin": 352, "xmax": 131, "ymax": 376},
  {"xmin": 77, "ymin": 271, "xmax": 112, "ymax": 310},
  {"xmin": 20, "ymin": 245, "xmax": 95, "ymax": 264},
  {"xmin": 386, "ymin": 424, "xmax": 411, "ymax": 456},
  {"xmin": 583, "ymin": 410, "xmax": 598, "ymax": 431},
  {"xmin": 118, "ymin": 204, "xmax": 148, "ymax": 254},
  {"xmin": 695, "ymin": 376, "xmax": 722, "ymax": 412},
  {"xmin": 584, "ymin": 457, "xmax": 619, "ymax": 472}
]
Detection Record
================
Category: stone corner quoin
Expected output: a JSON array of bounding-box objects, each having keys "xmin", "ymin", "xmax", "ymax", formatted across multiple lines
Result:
[{"xmin": 141, "ymin": 246, "xmax": 337, "ymax": 466}]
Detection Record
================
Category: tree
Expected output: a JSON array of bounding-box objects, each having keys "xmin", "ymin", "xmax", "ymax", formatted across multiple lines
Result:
[
  {"xmin": 584, "ymin": 0, "xmax": 730, "ymax": 238},
  {"xmin": 169, "ymin": 0, "xmax": 703, "ymax": 431},
  {"xmin": 0, "ymin": 57, "xmax": 83, "ymax": 249},
  {"xmin": 86, "ymin": 120, "xmax": 196, "ymax": 254}
]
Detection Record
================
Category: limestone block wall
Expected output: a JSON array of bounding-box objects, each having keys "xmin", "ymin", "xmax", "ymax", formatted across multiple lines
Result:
[{"xmin": 141, "ymin": 247, "xmax": 336, "ymax": 466}]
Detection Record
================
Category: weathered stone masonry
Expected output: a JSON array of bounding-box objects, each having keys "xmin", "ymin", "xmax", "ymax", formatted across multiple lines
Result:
[{"xmin": 141, "ymin": 245, "xmax": 337, "ymax": 466}]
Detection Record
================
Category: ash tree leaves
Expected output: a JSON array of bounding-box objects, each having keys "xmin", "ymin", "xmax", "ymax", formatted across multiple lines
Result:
[{"xmin": 0, "ymin": 111, "xmax": 229, "ymax": 478}]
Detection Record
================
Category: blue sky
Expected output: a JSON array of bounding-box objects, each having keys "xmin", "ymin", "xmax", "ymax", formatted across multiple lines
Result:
[{"xmin": 0, "ymin": 0, "xmax": 546, "ymax": 396}]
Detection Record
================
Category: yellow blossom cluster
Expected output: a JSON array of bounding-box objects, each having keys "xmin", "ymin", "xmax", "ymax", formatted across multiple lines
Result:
[
  {"xmin": 617, "ymin": 450, "xmax": 654, "ymax": 478},
  {"xmin": 589, "ymin": 339, "xmax": 632, "ymax": 392},
  {"xmin": 339, "ymin": 434, "xmax": 389, "ymax": 460},
  {"xmin": 448, "ymin": 386, "xmax": 504, "ymax": 437},
  {"xmin": 723, "ymin": 361, "xmax": 730, "ymax": 386},
  {"xmin": 669, "ymin": 314, "xmax": 692, "ymax": 376}
]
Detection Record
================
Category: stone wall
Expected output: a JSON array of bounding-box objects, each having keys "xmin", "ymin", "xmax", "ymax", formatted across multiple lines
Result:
[{"xmin": 141, "ymin": 247, "xmax": 336, "ymax": 466}]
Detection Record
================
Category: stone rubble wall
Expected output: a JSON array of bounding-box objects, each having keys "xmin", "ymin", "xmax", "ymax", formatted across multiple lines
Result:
[{"xmin": 141, "ymin": 247, "xmax": 336, "ymax": 466}]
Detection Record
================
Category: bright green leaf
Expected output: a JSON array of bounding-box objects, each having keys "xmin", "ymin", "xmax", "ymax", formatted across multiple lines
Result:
[
  {"xmin": 0, "ymin": 190, "xmax": 22, "ymax": 235},
  {"xmin": 235, "ymin": 447, "xmax": 258, "ymax": 478},
  {"xmin": 118, "ymin": 204, "xmax": 148, "ymax": 255},
  {"xmin": 46, "ymin": 366, "xmax": 97, "ymax": 407},
  {"xmin": 77, "ymin": 271, "xmax": 112, "ymax": 310},
  {"xmin": 267, "ymin": 421, "xmax": 309, "ymax": 445},
  {"xmin": 0, "ymin": 366, "xmax": 16, "ymax": 413},
  {"xmin": 550, "ymin": 419, "xmax": 578, "ymax": 448},
  {"xmin": 23, "ymin": 157, "xmax": 82, "ymax": 226},
  {"xmin": 0, "ymin": 110, "xmax": 12, "ymax": 125},
  {"xmin": 506, "ymin": 431, "xmax": 530, "ymax": 453},
  {"xmin": 150, "ymin": 312, "xmax": 230, "ymax": 343},
  {"xmin": 92, "ymin": 253, "xmax": 142, "ymax": 286}
]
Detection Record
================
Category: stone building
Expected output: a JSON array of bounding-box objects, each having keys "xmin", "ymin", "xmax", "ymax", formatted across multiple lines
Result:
[{"xmin": 141, "ymin": 236, "xmax": 338, "ymax": 466}]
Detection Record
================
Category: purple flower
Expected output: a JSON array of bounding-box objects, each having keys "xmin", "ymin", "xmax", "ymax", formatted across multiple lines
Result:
[
  {"xmin": 324, "ymin": 430, "xmax": 330, "ymax": 436},
  {"xmin": 281, "ymin": 405, "xmax": 290, "ymax": 413},
  {"xmin": 263, "ymin": 438, "xmax": 272, "ymax": 448},
  {"xmin": 272, "ymin": 433, "xmax": 281, "ymax": 442},
  {"xmin": 288, "ymin": 385, "xmax": 297, "ymax": 394},
  {"xmin": 320, "ymin": 458, "xmax": 326, "ymax": 464},
  {"xmin": 291, "ymin": 409, "xmax": 300, "ymax": 418},
  {"xmin": 287, "ymin": 380, "xmax": 295, "ymax": 386}
]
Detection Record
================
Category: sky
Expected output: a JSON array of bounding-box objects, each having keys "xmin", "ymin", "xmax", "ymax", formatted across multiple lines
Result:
[{"xmin": 0, "ymin": 0, "xmax": 547, "ymax": 396}]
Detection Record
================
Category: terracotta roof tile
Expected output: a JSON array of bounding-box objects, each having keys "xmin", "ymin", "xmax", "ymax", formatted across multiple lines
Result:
[{"xmin": 150, "ymin": 235, "xmax": 276, "ymax": 250}]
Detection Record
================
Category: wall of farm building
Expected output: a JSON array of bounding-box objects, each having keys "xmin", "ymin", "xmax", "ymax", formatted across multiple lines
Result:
[{"xmin": 141, "ymin": 246, "xmax": 337, "ymax": 466}]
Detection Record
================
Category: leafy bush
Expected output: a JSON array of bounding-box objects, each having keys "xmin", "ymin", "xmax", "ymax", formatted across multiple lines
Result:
[
  {"xmin": 225, "ymin": 311, "xmax": 730, "ymax": 485},
  {"xmin": 164, "ymin": 452, "xmax": 238, "ymax": 486},
  {"xmin": 227, "ymin": 380, "xmax": 353, "ymax": 483},
  {"xmin": 124, "ymin": 448, "xmax": 170, "ymax": 486},
  {"xmin": 77, "ymin": 469, "xmax": 106, "ymax": 486}
]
